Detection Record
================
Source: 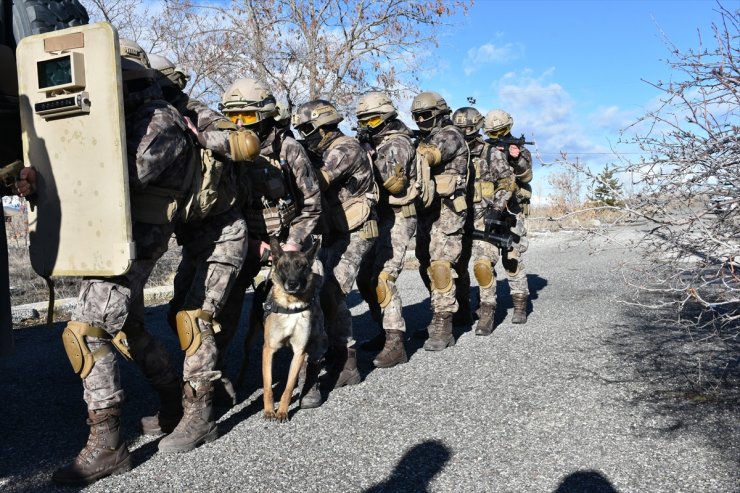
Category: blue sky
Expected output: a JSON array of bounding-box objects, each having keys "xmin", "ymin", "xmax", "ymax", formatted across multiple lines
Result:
[{"xmin": 425, "ymin": 0, "xmax": 727, "ymax": 201}]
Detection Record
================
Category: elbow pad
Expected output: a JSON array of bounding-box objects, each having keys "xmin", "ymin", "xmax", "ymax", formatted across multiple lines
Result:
[
  {"xmin": 417, "ymin": 143, "xmax": 442, "ymax": 167},
  {"xmin": 229, "ymin": 129, "xmax": 260, "ymax": 162}
]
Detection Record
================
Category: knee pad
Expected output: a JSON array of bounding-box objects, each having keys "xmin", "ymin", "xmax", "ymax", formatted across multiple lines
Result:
[
  {"xmin": 428, "ymin": 260, "xmax": 453, "ymax": 293},
  {"xmin": 473, "ymin": 259, "xmax": 495, "ymax": 289},
  {"xmin": 61, "ymin": 321, "xmax": 113, "ymax": 379},
  {"xmin": 375, "ymin": 271, "xmax": 397, "ymax": 309},
  {"xmin": 176, "ymin": 309, "xmax": 215, "ymax": 357}
]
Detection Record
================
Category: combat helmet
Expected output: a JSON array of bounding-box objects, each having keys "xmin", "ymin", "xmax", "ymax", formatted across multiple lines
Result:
[
  {"xmin": 484, "ymin": 109, "xmax": 513, "ymax": 139},
  {"xmin": 291, "ymin": 99, "xmax": 343, "ymax": 138},
  {"xmin": 119, "ymin": 38, "xmax": 150, "ymax": 68},
  {"xmin": 452, "ymin": 106, "xmax": 484, "ymax": 139},
  {"xmin": 355, "ymin": 91, "xmax": 397, "ymax": 131},
  {"xmin": 220, "ymin": 78, "xmax": 277, "ymax": 127},
  {"xmin": 410, "ymin": 91, "xmax": 450, "ymax": 132},
  {"xmin": 148, "ymin": 53, "xmax": 190, "ymax": 90}
]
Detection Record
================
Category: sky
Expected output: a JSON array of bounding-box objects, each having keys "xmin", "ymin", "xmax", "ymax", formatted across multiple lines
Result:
[{"xmin": 420, "ymin": 0, "xmax": 729, "ymax": 202}]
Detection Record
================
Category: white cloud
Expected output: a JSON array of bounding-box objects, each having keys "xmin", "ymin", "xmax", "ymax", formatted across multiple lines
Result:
[{"xmin": 464, "ymin": 42, "xmax": 524, "ymax": 75}]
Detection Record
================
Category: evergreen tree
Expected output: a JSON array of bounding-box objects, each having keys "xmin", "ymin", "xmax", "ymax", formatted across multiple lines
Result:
[{"xmin": 588, "ymin": 165, "xmax": 624, "ymax": 207}]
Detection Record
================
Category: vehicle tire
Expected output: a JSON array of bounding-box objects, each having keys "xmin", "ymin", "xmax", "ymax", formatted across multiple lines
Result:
[{"xmin": 12, "ymin": 0, "xmax": 89, "ymax": 43}]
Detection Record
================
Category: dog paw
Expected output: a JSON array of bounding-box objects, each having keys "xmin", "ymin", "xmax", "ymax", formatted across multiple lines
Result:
[
  {"xmin": 275, "ymin": 410, "xmax": 289, "ymax": 422},
  {"xmin": 263, "ymin": 409, "xmax": 277, "ymax": 421}
]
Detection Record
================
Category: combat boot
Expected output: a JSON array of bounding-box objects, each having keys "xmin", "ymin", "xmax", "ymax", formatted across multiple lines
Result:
[
  {"xmin": 140, "ymin": 381, "xmax": 184, "ymax": 435},
  {"xmin": 373, "ymin": 330, "xmax": 407, "ymax": 368},
  {"xmin": 326, "ymin": 345, "xmax": 361, "ymax": 388},
  {"xmin": 52, "ymin": 406, "xmax": 131, "ymax": 486},
  {"xmin": 158, "ymin": 382, "xmax": 217, "ymax": 453},
  {"xmin": 511, "ymin": 294, "xmax": 528, "ymax": 324},
  {"xmin": 475, "ymin": 303, "xmax": 496, "ymax": 336},
  {"xmin": 299, "ymin": 360, "xmax": 323, "ymax": 409},
  {"xmin": 423, "ymin": 312, "xmax": 455, "ymax": 351}
]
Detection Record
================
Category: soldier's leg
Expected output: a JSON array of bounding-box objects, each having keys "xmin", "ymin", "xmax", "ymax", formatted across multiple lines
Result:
[
  {"xmin": 424, "ymin": 203, "xmax": 465, "ymax": 351},
  {"xmin": 373, "ymin": 210, "xmax": 416, "ymax": 368},
  {"xmin": 503, "ymin": 214, "xmax": 530, "ymax": 323},
  {"xmin": 321, "ymin": 230, "xmax": 374, "ymax": 388},
  {"xmin": 415, "ymin": 206, "xmax": 435, "ymax": 293},
  {"xmin": 472, "ymin": 238, "xmax": 500, "ymax": 336},
  {"xmin": 453, "ymin": 229, "xmax": 474, "ymax": 326}
]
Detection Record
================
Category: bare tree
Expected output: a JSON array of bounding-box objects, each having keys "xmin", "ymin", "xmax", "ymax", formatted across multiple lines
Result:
[
  {"xmin": 82, "ymin": 0, "xmax": 469, "ymax": 109},
  {"xmin": 557, "ymin": 4, "xmax": 739, "ymax": 342}
]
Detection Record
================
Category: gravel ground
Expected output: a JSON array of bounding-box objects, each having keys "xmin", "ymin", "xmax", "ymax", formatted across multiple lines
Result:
[{"xmin": 0, "ymin": 228, "xmax": 737, "ymax": 492}]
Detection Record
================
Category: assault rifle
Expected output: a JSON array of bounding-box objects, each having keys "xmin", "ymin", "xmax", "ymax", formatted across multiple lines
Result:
[
  {"xmin": 486, "ymin": 134, "xmax": 534, "ymax": 149},
  {"xmin": 469, "ymin": 208, "xmax": 517, "ymax": 250}
]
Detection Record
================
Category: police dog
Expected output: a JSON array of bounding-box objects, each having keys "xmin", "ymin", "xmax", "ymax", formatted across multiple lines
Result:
[{"xmin": 241, "ymin": 236, "xmax": 321, "ymax": 422}]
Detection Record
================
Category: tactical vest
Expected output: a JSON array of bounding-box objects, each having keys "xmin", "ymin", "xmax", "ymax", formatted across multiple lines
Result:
[{"xmin": 242, "ymin": 143, "xmax": 297, "ymax": 237}]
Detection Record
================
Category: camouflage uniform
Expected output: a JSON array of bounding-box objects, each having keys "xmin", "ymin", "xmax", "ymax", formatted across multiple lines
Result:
[
  {"xmin": 356, "ymin": 119, "xmax": 417, "ymax": 335},
  {"xmin": 495, "ymin": 141, "xmax": 532, "ymax": 298},
  {"xmin": 71, "ymin": 84, "xmax": 191, "ymax": 412},
  {"xmin": 468, "ymin": 139, "xmax": 516, "ymax": 333},
  {"xmin": 314, "ymin": 131, "xmax": 377, "ymax": 349},
  {"xmin": 217, "ymin": 126, "xmax": 325, "ymax": 364},
  {"xmin": 415, "ymin": 123, "xmax": 469, "ymax": 314}
]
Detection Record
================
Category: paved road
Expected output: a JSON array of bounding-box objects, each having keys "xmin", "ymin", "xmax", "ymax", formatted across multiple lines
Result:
[{"xmin": 1, "ymin": 229, "xmax": 737, "ymax": 492}]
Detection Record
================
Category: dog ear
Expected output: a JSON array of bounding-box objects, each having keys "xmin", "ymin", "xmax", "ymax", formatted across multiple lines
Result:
[
  {"xmin": 306, "ymin": 237, "xmax": 321, "ymax": 262},
  {"xmin": 269, "ymin": 236, "xmax": 283, "ymax": 258}
]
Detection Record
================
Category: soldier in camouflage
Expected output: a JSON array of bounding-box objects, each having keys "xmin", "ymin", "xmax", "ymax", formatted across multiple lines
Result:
[
  {"xmin": 484, "ymin": 109, "xmax": 533, "ymax": 324},
  {"xmin": 453, "ymin": 107, "xmax": 517, "ymax": 335},
  {"xmin": 53, "ymin": 45, "xmax": 194, "ymax": 486},
  {"xmin": 141, "ymin": 56, "xmax": 261, "ymax": 453},
  {"xmin": 411, "ymin": 91, "xmax": 470, "ymax": 351},
  {"xmin": 293, "ymin": 99, "xmax": 378, "ymax": 389},
  {"xmin": 354, "ymin": 92, "xmax": 417, "ymax": 368},
  {"xmin": 216, "ymin": 80, "xmax": 326, "ymax": 409}
]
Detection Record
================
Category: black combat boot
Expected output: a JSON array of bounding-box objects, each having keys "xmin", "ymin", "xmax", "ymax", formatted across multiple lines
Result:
[
  {"xmin": 299, "ymin": 360, "xmax": 323, "ymax": 409},
  {"xmin": 52, "ymin": 406, "xmax": 131, "ymax": 486},
  {"xmin": 475, "ymin": 303, "xmax": 496, "ymax": 336},
  {"xmin": 511, "ymin": 294, "xmax": 528, "ymax": 324},
  {"xmin": 140, "ymin": 381, "xmax": 184, "ymax": 435},
  {"xmin": 423, "ymin": 312, "xmax": 455, "ymax": 351},
  {"xmin": 373, "ymin": 330, "xmax": 408, "ymax": 368},
  {"xmin": 158, "ymin": 382, "xmax": 217, "ymax": 453},
  {"xmin": 326, "ymin": 345, "xmax": 361, "ymax": 388}
]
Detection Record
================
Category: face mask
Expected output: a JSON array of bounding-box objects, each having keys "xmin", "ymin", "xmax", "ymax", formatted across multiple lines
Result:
[
  {"xmin": 303, "ymin": 131, "xmax": 323, "ymax": 152},
  {"xmin": 416, "ymin": 118, "xmax": 435, "ymax": 133}
]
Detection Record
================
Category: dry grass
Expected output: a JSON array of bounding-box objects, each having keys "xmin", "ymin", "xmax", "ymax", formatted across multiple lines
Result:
[{"xmin": 527, "ymin": 203, "xmax": 633, "ymax": 232}]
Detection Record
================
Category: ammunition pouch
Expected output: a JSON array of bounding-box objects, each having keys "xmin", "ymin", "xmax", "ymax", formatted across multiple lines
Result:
[
  {"xmin": 473, "ymin": 180, "xmax": 495, "ymax": 203},
  {"xmin": 61, "ymin": 321, "xmax": 113, "ymax": 379},
  {"xmin": 130, "ymin": 185, "xmax": 184, "ymax": 224},
  {"xmin": 473, "ymin": 259, "xmax": 494, "ymax": 289},
  {"xmin": 400, "ymin": 203, "xmax": 417, "ymax": 218},
  {"xmin": 376, "ymin": 271, "xmax": 397, "ymax": 309},
  {"xmin": 428, "ymin": 260, "xmax": 454, "ymax": 293},
  {"xmin": 175, "ymin": 309, "xmax": 218, "ymax": 357},
  {"xmin": 451, "ymin": 195, "xmax": 468, "ymax": 213},
  {"xmin": 515, "ymin": 182, "xmax": 532, "ymax": 216},
  {"xmin": 359, "ymin": 219, "xmax": 379, "ymax": 241},
  {"xmin": 229, "ymin": 129, "xmax": 260, "ymax": 162},
  {"xmin": 332, "ymin": 196, "xmax": 371, "ymax": 232},
  {"xmin": 246, "ymin": 199, "xmax": 296, "ymax": 237},
  {"xmin": 434, "ymin": 174, "xmax": 457, "ymax": 197},
  {"xmin": 417, "ymin": 143, "xmax": 442, "ymax": 167}
]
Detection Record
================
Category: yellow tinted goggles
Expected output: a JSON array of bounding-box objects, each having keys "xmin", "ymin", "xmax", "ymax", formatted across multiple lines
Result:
[
  {"xmin": 486, "ymin": 126, "xmax": 511, "ymax": 139},
  {"xmin": 357, "ymin": 115, "xmax": 384, "ymax": 129},
  {"xmin": 227, "ymin": 111, "xmax": 259, "ymax": 126}
]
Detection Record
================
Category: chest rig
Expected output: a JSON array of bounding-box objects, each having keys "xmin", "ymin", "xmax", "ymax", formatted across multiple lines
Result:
[{"xmin": 243, "ymin": 142, "xmax": 297, "ymax": 237}]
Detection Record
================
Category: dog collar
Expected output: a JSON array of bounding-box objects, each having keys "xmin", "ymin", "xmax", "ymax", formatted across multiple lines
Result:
[{"xmin": 263, "ymin": 298, "xmax": 310, "ymax": 315}]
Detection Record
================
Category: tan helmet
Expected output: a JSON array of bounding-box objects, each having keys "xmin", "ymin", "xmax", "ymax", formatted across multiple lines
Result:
[
  {"xmin": 148, "ymin": 53, "xmax": 190, "ymax": 90},
  {"xmin": 452, "ymin": 106, "xmax": 484, "ymax": 137},
  {"xmin": 291, "ymin": 99, "xmax": 343, "ymax": 137},
  {"xmin": 410, "ymin": 91, "xmax": 450, "ymax": 123},
  {"xmin": 119, "ymin": 38, "xmax": 150, "ymax": 68},
  {"xmin": 355, "ymin": 91, "xmax": 397, "ymax": 129},
  {"xmin": 484, "ymin": 109, "xmax": 514, "ymax": 138},
  {"xmin": 220, "ymin": 78, "xmax": 277, "ymax": 126}
]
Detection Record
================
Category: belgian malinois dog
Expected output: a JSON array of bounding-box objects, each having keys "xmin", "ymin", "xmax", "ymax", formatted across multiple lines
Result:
[{"xmin": 239, "ymin": 236, "xmax": 321, "ymax": 421}]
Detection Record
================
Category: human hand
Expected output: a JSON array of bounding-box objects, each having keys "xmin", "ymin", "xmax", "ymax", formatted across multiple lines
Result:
[
  {"xmin": 508, "ymin": 144, "xmax": 520, "ymax": 159},
  {"xmin": 16, "ymin": 167, "xmax": 36, "ymax": 197}
]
